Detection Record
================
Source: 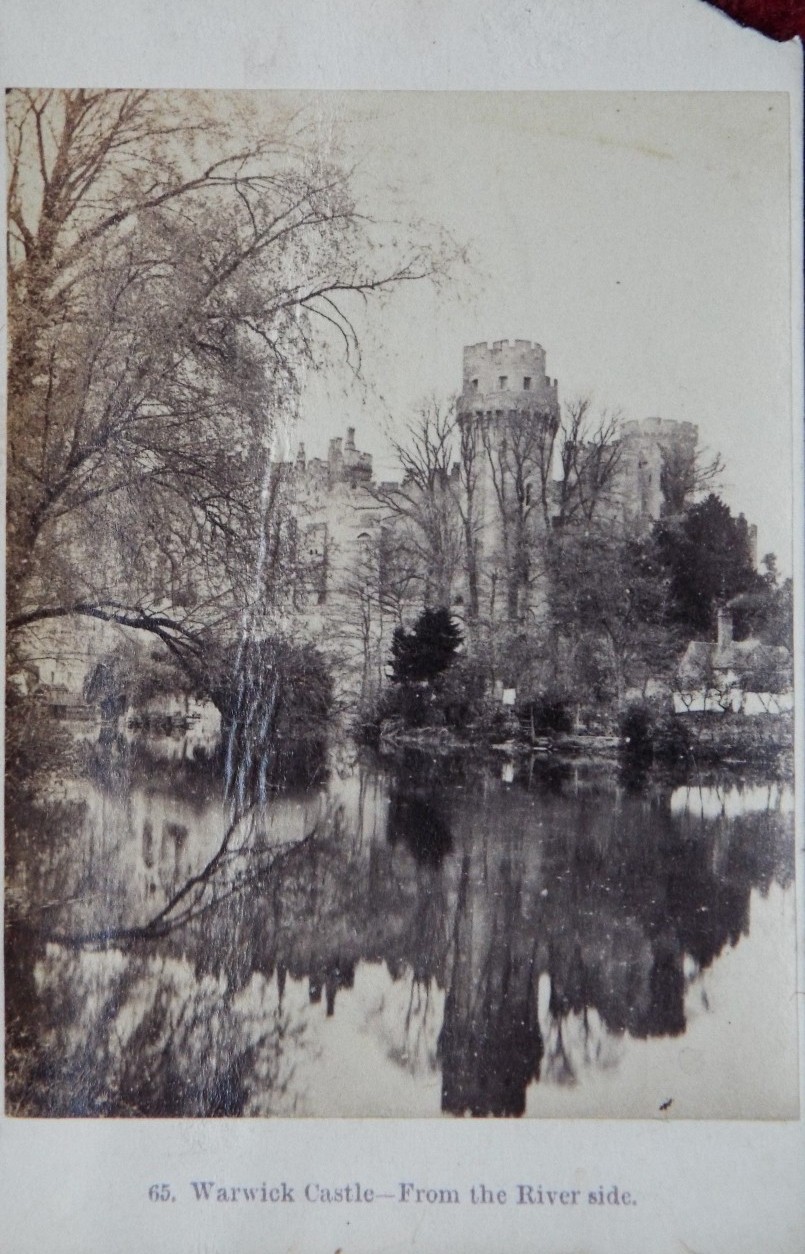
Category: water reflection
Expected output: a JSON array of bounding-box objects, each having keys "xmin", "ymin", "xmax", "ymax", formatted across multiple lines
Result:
[{"xmin": 5, "ymin": 740, "xmax": 795, "ymax": 1118}]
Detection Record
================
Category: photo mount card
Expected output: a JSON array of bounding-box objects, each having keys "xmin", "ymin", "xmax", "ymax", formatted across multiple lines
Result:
[{"xmin": 1, "ymin": 3, "xmax": 803, "ymax": 1253}]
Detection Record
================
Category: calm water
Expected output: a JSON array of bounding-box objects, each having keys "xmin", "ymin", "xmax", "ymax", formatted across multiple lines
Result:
[{"xmin": 5, "ymin": 728, "xmax": 797, "ymax": 1119}]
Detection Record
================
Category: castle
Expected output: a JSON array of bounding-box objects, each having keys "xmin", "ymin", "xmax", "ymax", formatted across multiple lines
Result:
[
  {"xmin": 12, "ymin": 338, "xmax": 718, "ymax": 707},
  {"xmin": 284, "ymin": 339, "xmax": 703, "ymax": 664}
]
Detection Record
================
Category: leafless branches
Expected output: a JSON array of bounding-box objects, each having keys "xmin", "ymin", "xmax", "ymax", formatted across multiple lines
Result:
[
  {"xmin": 46, "ymin": 804, "xmax": 326, "ymax": 949},
  {"xmin": 368, "ymin": 401, "xmax": 464, "ymax": 609},
  {"xmin": 6, "ymin": 89, "xmax": 457, "ymax": 652},
  {"xmin": 660, "ymin": 442, "xmax": 724, "ymax": 515}
]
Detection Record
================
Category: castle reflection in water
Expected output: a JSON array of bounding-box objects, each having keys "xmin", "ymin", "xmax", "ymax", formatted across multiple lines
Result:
[{"xmin": 5, "ymin": 745, "xmax": 795, "ymax": 1119}]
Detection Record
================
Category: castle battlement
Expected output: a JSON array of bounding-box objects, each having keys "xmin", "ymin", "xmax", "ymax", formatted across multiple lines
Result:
[
  {"xmin": 465, "ymin": 338, "xmax": 544, "ymax": 354},
  {"xmin": 460, "ymin": 340, "xmax": 558, "ymax": 418},
  {"xmin": 294, "ymin": 429, "xmax": 374, "ymax": 491},
  {"xmin": 329, "ymin": 428, "xmax": 373, "ymax": 479},
  {"xmin": 621, "ymin": 417, "xmax": 698, "ymax": 446}
]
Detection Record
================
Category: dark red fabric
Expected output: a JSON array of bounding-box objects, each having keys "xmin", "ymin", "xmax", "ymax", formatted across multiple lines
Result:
[{"xmin": 703, "ymin": 0, "xmax": 805, "ymax": 41}]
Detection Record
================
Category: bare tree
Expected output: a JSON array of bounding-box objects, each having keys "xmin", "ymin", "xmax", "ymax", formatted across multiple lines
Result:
[
  {"xmin": 479, "ymin": 407, "xmax": 556, "ymax": 620},
  {"xmin": 557, "ymin": 398, "xmax": 624, "ymax": 524},
  {"xmin": 660, "ymin": 443, "xmax": 724, "ymax": 515},
  {"xmin": 368, "ymin": 401, "xmax": 464, "ymax": 609},
  {"xmin": 6, "ymin": 90, "xmax": 455, "ymax": 664},
  {"xmin": 451, "ymin": 413, "xmax": 483, "ymax": 621},
  {"xmin": 335, "ymin": 533, "xmax": 387, "ymax": 704},
  {"xmin": 335, "ymin": 525, "xmax": 420, "ymax": 704}
]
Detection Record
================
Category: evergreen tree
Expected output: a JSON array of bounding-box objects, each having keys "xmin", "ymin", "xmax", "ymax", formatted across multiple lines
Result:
[
  {"xmin": 653, "ymin": 495, "xmax": 763, "ymax": 638},
  {"xmin": 732, "ymin": 554, "xmax": 793, "ymax": 648},
  {"xmin": 389, "ymin": 607, "xmax": 463, "ymax": 685}
]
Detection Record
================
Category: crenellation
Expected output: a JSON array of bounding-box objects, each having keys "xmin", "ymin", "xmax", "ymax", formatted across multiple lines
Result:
[
  {"xmin": 621, "ymin": 416, "xmax": 697, "ymax": 445},
  {"xmin": 462, "ymin": 340, "xmax": 550, "ymax": 398},
  {"xmin": 283, "ymin": 349, "xmax": 704, "ymax": 649}
]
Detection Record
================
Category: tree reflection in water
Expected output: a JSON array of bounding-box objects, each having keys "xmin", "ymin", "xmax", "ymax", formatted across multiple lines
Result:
[{"xmin": 5, "ymin": 741, "xmax": 794, "ymax": 1118}]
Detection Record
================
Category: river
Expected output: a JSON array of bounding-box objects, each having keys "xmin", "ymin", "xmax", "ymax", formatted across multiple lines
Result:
[{"xmin": 4, "ymin": 722, "xmax": 798, "ymax": 1120}]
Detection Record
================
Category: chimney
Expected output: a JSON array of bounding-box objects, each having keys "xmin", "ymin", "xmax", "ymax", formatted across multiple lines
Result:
[
  {"xmin": 346, "ymin": 426, "xmax": 356, "ymax": 450},
  {"xmin": 717, "ymin": 607, "xmax": 733, "ymax": 652},
  {"xmin": 295, "ymin": 442, "xmax": 306, "ymax": 469}
]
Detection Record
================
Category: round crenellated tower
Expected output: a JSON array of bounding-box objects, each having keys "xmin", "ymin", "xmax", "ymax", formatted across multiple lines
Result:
[
  {"xmin": 458, "ymin": 339, "xmax": 559, "ymax": 421},
  {"xmin": 455, "ymin": 340, "xmax": 560, "ymax": 624}
]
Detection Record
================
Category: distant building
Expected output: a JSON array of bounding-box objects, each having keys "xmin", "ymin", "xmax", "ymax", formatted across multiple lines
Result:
[{"xmin": 678, "ymin": 606, "xmax": 791, "ymax": 694}]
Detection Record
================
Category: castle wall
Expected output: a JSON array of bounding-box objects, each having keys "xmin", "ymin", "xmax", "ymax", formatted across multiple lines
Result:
[{"xmin": 298, "ymin": 352, "xmax": 703, "ymax": 660}]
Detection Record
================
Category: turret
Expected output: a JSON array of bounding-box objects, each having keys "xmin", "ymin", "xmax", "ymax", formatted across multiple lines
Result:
[
  {"xmin": 459, "ymin": 340, "xmax": 559, "ymax": 417},
  {"xmin": 329, "ymin": 429, "xmax": 373, "ymax": 484},
  {"xmin": 456, "ymin": 340, "xmax": 560, "ymax": 624}
]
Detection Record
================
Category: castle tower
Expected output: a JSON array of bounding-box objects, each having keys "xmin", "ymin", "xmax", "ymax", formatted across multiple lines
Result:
[
  {"xmin": 459, "ymin": 340, "xmax": 559, "ymax": 420},
  {"xmin": 457, "ymin": 341, "xmax": 560, "ymax": 622},
  {"xmin": 617, "ymin": 417, "xmax": 698, "ymax": 526}
]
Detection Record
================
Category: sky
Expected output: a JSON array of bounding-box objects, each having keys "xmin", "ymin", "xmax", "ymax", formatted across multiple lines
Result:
[{"xmin": 276, "ymin": 92, "xmax": 793, "ymax": 569}]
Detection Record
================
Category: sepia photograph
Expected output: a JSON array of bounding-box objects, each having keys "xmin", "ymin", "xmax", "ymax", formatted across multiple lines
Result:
[{"xmin": 4, "ymin": 88, "xmax": 798, "ymax": 1122}]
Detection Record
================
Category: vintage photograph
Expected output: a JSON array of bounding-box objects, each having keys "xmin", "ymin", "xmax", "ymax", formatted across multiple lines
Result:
[{"xmin": 5, "ymin": 89, "xmax": 797, "ymax": 1120}]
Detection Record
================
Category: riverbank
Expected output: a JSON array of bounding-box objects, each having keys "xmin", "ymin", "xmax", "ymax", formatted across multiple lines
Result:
[{"xmin": 372, "ymin": 710, "xmax": 793, "ymax": 775}]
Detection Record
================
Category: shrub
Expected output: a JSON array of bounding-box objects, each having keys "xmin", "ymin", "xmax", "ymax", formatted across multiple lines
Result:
[
  {"xmin": 518, "ymin": 693, "xmax": 574, "ymax": 737},
  {"xmin": 619, "ymin": 700, "xmax": 691, "ymax": 766},
  {"xmin": 437, "ymin": 657, "xmax": 489, "ymax": 729}
]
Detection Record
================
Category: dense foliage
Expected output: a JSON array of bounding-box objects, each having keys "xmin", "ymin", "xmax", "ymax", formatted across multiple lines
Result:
[
  {"xmin": 208, "ymin": 637, "xmax": 334, "ymax": 797},
  {"xmin": 652, "ymin": 495, "xmax": 762, "ymax": 638},
  {"xmin": 389, "ymin": 607, "xmax": 463, "ymax": 686}
]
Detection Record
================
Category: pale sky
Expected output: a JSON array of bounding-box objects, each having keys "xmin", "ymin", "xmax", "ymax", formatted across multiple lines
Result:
[{"xmin": 280, "ymin": 92, "xmax": 793, "ymax": 569}]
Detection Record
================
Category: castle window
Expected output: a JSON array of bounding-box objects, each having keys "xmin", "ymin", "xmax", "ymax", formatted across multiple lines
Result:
[
  {"xmin": 471, "ymin": 378, "xmax": 479, "ymax": 391},
  {"xmin": 498, "ymin": 375, "xmax": 508, "ymax": 389},
  {"xmin": 523, "ymin": 376, "xmax": 531, "ymax": 390}
]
